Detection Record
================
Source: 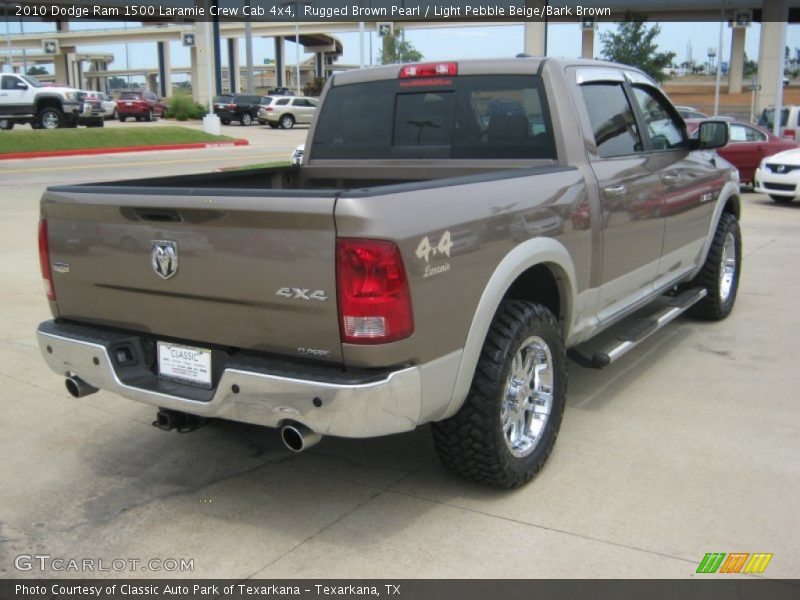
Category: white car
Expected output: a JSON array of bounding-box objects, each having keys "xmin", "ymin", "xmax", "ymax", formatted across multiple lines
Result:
[
  {"xmin": 753, "ymin": 148, "xmax": 800, "ymax": 204},
  {"xmin": 291, "ymin": 143, "xmax": 304, "ymax": 166},
  {"xmin": 83, "ymin": 91, "xmax": 117, "ymax": 119}
]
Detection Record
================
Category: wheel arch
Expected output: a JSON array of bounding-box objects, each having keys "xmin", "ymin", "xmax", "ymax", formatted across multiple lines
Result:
[
  {"xmin": 35, "ymin": 95, "xmax": 64, "ymax": 112},
  {"xmin": 438, "ymin": 237, "xmax": 577, "ymax": 420},
  {"xmin": 688, "ymin": 180, "xmax": 741, "ymax": 281}
]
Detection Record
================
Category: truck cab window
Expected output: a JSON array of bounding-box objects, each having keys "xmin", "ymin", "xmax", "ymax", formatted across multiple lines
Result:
[
  {"xmin": 580, "ymin": 83, "xmax": 642, "ymax": 157},
  {"xmin": 631, "ymin": 86, "xmax": 687, "ymax": 150}
]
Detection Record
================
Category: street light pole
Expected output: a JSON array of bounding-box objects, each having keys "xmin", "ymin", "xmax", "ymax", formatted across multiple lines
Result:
[{"xmin": 281, "ymin": 0, "xmax": 310, "ymax": 95}]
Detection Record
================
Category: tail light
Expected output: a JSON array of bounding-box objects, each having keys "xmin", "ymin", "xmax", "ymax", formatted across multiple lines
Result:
[
  {"xmin": 38, "ymin": 220, "xmax": 55, "ymax": 301},
  {"xmin": 227, "ymin": 103, "xmax": 236, "ymax": 110},
  {"xmin": 399, "ymin": 62, "xmax": 457, "ymax": 78},
  {"xmin": 336, "ymin": 239, "xmax": 413, "ymax": 344},
  {"xmin": 266, "ymin": 107, "xmax": 274, "ymax": 112},
  {"xmin": 782, "ymin": 128, "xmax": 795, "ymax": 139}
]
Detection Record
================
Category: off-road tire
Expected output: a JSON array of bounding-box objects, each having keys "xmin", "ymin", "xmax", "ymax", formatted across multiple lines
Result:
[
  {"xmin": 686, "ymin": 212, "xmax": 741, "ymax": 320},
  {"xmin": 769, "ymin": 194, "xmax": 793, "ymax": 204},
  {"xmin": 431, "ymin": 301, "xmax": 567, "ymax": 488}
]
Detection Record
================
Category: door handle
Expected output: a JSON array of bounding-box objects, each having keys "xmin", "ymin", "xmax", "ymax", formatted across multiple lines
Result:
[{"xmin": 603, "ymin": 184, "xmax": 627, "ymax": 198}]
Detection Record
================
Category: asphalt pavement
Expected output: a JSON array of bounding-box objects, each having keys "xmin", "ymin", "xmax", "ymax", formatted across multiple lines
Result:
[{"xmin": 0, "ymin": 123, "xmax": 798, "ymax": 579}]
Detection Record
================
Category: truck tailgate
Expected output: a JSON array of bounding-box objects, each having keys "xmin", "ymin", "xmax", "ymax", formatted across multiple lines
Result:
[{"xmin": 42, "ymin": 188, "xmax": 343, "ymax": 362}]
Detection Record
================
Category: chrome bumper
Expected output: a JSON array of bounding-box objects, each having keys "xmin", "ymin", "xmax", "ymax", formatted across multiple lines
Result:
[{"xmin": 37, "ymin": 322, "xmax": 423, "ymax": 438}]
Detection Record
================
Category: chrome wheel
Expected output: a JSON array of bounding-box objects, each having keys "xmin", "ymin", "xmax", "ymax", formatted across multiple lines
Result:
[
  {"xmin": 501, "ymin": 335, "xmax": 554, "ymax": 458},
  {"xmin": 719, "ymin": 231, "xmax": 736, "ymax": 302},
  {"xmin": 41, "ymin": 111, "xmax": 60, "ymax": 129}
]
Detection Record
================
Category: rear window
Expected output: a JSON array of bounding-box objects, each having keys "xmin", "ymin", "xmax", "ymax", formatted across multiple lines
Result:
[
  {"xmin": 311, "ymin": 75, "xmax": 556, "ymax": 160},
  {"xmin": 261, "ymin": 96, "xmax": 274, "ymax": 104},
  {"xmin": 119, "ymin": 92, "xmax": 142, "ymax": 100},
  {"xmin": 758, "ymin": 108, "xmax": 789, "ymax": 128},
  {"xmin": 215, "ymin": 95, "xmax": 234, "ymax": 104}
]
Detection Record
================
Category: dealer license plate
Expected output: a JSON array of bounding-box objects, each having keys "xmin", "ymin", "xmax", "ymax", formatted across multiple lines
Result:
[{"xmin": 157, "ymin": 341, "xmax": 212, "ymax": 388}]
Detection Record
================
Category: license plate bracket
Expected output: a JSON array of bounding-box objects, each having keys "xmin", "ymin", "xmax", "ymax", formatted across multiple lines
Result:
[{"xmin": 157, "ymin": 341, "xmax": 212, "ymax": 388}]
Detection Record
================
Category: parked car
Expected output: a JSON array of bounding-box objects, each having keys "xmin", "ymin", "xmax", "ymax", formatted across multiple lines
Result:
[
  {"xmin": 257, "ymin": 96, "xmax": 279, "ymax": 125},
  {"xmin": 116, "ymin": 91, "xmax": 166, "ymax": 122},
  {"xmin": 268, "ymin": 87, "xmax": 294, "ymax": 96},
  {"xmin": 675, "ymin": 105, "xmax": 708, "ymax": 120},
  {"xmin": 757, "ymin": 105, "xmax": 800, "ymax": 142},
  {"xmin": 37, "ymin": 58, "xmax": 740, "ymax": 489},
  {"xmin": 686, "ymin": 118, "xmax": 797, "ymax": 185},
  {"xmin": 77, "ymin": 95, "xmax": 105, "ymax": 128},
  {"xmin": 290, "ymin": 143, "xmax": 304, "ymax": 165},
  {"xmin": 753, "ymin": 148, "xmax": 800, "ymax": 203},
  {"xmin": 258, "ymin": 96, "xmax": 318, "ymax": 129},
  {"xmin": 83, "ymin": 91, "xmax": 117, "ymax": 119},
  {"xmin": 212, "ymin": 94, "xmax": 267, "ymax": 126},
  {"xmin": 0, "ymin": 73, "xmax": 88, "ymax": 130}
]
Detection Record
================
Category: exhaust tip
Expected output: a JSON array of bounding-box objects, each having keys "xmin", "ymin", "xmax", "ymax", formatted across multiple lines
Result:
[
  {"xmin": 65, "ymin": 376, "xmax": 98, "ymax": 398},
  {"xmin": 281, "ymin": 423, "xmax": 322, "ymax": 453}
]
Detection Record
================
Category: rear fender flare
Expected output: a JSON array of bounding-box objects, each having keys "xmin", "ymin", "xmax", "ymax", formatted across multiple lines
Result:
[{"xmin": 439, "ymin": 238, "xmax": 577, "ymax": 420}]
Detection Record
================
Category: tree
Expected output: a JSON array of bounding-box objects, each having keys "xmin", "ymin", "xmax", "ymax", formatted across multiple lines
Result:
[
  {"xmin": 26, "ymin": 66, "xmax": 48, "ymax": 76},
  {"xmin": 107, "ymin": 77, "xmax": 128, "ymax": 90},
  {"xmin": 599, "ymin": 12, "xmax": 676, "ymax": 83},
  {"xmin": 377, "ymin": 28, "xmax": 423, "ymax": 65}
]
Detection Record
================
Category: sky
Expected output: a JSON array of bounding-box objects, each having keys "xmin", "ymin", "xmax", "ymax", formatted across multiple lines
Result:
[{"xmin": 4, "ymin": 19, "xmax": 800, "ymax": 84}]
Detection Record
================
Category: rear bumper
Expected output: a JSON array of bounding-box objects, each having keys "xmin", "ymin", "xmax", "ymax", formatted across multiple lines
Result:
[{"xmin": 37, "ymin": 320, "xmax": 422, "ymax": 438}]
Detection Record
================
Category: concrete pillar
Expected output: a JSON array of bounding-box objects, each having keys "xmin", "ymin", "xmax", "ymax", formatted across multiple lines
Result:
[
  {"xmin": 581, "ymin": 28, "xmax": 594, "ymax": 59},
  {"xmin": 274, "ymin": 36, "xmax": 285, "ymax": 87},
  {"xmin": 316, "ymin": 52, "xmax": 324, "ymax": 78},
  {"xmin": 523, "ymin": 21, "xmax": 547, "ymax": 56},
  {"xmin": 756, "ymin": 1, "xmax": 789, "ymax": 115},
  {"xmin": 728, "ymin": 26, "xmax": 746, "ymax": 95},
  {"xmin": 147, "ymin": 73, "xmax": 158, "ymax": 93},
  {"xmin": 227, "ymin": 38, "xmax": 239, "ymax": 92},
  {"xmin": 190, "ymin": 23, "xmax": 218, "ymax": 105},
  {"xmin": 157, "ymin": 41, "xmax": 172, "ymax": 97},
  {"xmin": 523, "ymin": 2, "xmax": 547, "ymax": 55}
]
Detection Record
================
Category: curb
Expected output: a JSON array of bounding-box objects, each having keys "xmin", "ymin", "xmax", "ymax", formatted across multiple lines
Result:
[{"xmin": 0, "ymin": 139, "xmax": 249, "ymax": 160}]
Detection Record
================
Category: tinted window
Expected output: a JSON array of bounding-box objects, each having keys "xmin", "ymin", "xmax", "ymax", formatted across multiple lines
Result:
[
  {"xmin": 1, "ymin": 76, "xmax": 17, "ymax": 90},
  {"xmin": 120, "ymin": 92, "xmax": 141, "ymax": 100},
  {"xmin": 145, "ymin": 93, "xmax": 157, "ymax": 101},
  {"xmin": 631, "ymin": 86, "xmax": 687, "ymax": 150},
  {"xmin": 312, "ymin": 75, "xmax": 555, "ymax": 160},
  {"xmin": 276, "ymin": 98, "xmax": 290, "ymax": 106},
  {"xmin": 580, "ymin": 83, "xmax": 642, "ymax": 157},
  {"xmin": 214, "ymin": 95, "xmax": 233, "ymax": 103},
  {"xmin": 260, "ymin": 96, "xmax": 274, "ymax": 104}
]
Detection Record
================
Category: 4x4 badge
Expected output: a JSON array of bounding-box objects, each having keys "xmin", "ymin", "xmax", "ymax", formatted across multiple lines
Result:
[{"xmin": 152, "ymin": 240, "xmax": 178, "ymax": 280}]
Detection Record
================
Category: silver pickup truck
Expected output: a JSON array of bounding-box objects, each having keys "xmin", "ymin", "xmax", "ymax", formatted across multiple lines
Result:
[{"xmin": 37, "ymin": 58, "xmax": 741, "ymax": 488}]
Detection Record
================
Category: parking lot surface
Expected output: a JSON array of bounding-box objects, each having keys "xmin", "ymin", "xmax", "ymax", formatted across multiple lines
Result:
[{"xmin": 0, "ymin": 127, "xmax": 798, "ymax": 579}]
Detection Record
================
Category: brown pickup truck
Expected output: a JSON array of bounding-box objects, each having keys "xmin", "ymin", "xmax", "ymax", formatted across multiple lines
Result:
[{"xmin": 37, "ymin": 58, "xmax": 741, "ymax": 487}]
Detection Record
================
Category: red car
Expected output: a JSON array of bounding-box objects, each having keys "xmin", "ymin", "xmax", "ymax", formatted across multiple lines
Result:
[
  {"xmin": 685, "ymin": 119, "xmax": 797, "ymax": 185},
  {"xmin": 116, "ymin": 91, "xmax": 166, "ymax": 122}
]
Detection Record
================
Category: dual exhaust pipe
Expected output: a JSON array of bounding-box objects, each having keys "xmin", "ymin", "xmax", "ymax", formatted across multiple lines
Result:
[
  {"xmin": 65, "ymin": 376, "xmax": 98, "ymax": 398},
  {"xmin": 280, "ymin": 422, "xmax": 321, "ymax": 453},
  {"xmin": 66, "ymin": 375, "xmax": 321, "ymax": 452}
]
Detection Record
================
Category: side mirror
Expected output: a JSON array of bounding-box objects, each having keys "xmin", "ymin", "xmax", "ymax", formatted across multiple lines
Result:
[
  {"xmin": 15, "ymin": 81, "xmax": 28, "ymax": 90},
  {"xmin": 693, "ymin": 120, "xmax": 729, "ymax": 150}
]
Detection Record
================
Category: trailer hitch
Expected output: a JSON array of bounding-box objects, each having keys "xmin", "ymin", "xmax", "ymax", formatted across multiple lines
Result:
[{"xmin": 152, "ymin": 408, "xmax": 207, "ymax": 433}]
